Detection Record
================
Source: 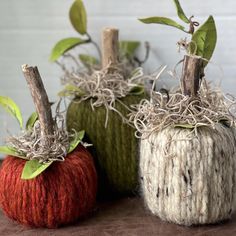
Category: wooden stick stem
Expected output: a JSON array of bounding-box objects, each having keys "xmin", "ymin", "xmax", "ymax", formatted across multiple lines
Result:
[
  {"xmin": 181, "ymin": 55, "xmax": 204, "ymax": 96},
  {"xmin": 22, "ymin": 64, "xmax": 54, "ymax": 139},
  {"xmin": 102, "ymin": 28, "xmax": 119, "ymax": 69}
]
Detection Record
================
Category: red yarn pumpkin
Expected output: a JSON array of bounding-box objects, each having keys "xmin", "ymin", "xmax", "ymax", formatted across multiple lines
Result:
[{"xmin": 0, "ymin": 145, "xmax": 97, "ymax": 228}]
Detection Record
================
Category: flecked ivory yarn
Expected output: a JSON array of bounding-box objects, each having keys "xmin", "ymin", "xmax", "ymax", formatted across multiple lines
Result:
[
  {"xmin": 67, "ymin": 94, "xmax": 145, "ymax": 196},
  {"xmin": 0, "ymin": 145, "xmax": 97, "ymax": 228},
  {"xmin": 140, "ymin": 124, "xmax": 236, "ymax": 225}
]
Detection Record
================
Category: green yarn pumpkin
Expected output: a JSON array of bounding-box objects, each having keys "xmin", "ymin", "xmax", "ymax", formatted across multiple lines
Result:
[{"xmin": 67, "ymin": 94, "xmax": 146, "ymax": 196}]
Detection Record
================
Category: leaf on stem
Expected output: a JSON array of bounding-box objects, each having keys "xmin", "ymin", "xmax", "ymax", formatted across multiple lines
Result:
[
  {"xmin": 0, "ymin": 96, "xmax": 23, "ymax": 128},
  {"xmin": 0, "ymin": 146, "xmax": 27, "ymax": 159},
  {"xmin": 139, "ymin": 17, "xmax": 186, "ymax": 32},
  {"xmin": 173, "ymin": 0, "xmax": 190, "ymax": 23},
  {"xmin": 21, "ymin": 160, "xmax": 53, "ymax": 180},
  {"xmin": 190, "ymin": 15, "xmax": 217, "ymax": 66},
  {"xmin": 26, "ymin": 112, "xmax": 38, "ymax": 130},
  {"xmin": 58, "ymin": 84, "xmax": 85, "ymax": 97},
  {"xmin": 50, "ymin": 37, "xmax": 87, "ymax": 62},
  {"xmin": 69, "ymin": 0, "xmax": 87, "ymax": 35},
  {"xmin": 68, "ymin": 130, "xmax": 85, "ymax": 153},
  {"xmin": 79, "ymin": 54, "xmax": 99, "ymax": 67},
  {"xmin": 119, "ymin": 41, "xmax": 140, "ymax": 57}
]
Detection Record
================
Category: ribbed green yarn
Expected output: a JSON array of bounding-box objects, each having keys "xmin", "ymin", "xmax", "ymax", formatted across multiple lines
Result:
[{"xmin": 67, "ymin": 94, "xmax": 146, "ymax": 196}]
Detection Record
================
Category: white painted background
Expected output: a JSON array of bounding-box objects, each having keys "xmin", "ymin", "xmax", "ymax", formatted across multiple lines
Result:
[{"xmin": 0, "ymin": 0, "xmax": 236, "ymax": 151}]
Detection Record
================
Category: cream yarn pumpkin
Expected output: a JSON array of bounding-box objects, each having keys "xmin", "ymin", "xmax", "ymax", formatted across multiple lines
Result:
[{"xmin": 140, "ymin": 124, "xmax": 236, "ymax": 225}]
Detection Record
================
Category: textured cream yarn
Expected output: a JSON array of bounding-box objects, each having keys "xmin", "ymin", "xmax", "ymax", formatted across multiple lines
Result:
[{"xmin": 140, "ymin": 124, "xmax": 236, "ymax": 225}]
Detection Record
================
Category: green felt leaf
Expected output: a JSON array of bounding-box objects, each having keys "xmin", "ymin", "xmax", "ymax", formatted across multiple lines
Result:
[
  {"xmin": 129, "ymin": 86, "xmax": 145, "ymax": 95},
  {"xmin": 139, "ymin": 17, "xmax": 186, "ymax": 32},
  {"xmin": 174, "ymin": 124, "xmax": 194, "ymax": 129},
  {"xmin": 0, "ymin": 96, "xmax": 23, "ymax": 128},
  {"xmin": 173, "ymin": 0, "xmax": 190, "ymax": 23},
  {"xmin": 190, "ymin": 16, "xmax": 217, "ymax": 66},
  {"xmin": 58, "ymin": 84, "xmax": 85, "ymax": 97},
  {"xmin": 69, "ymin": 0, "xmax": 87, "ymax": 35},
  {"xmin": 50, "ymin": 37, "xmax": 87, "ymax": 62},
  {"xmin": 68, "ymin": 130, "xmax": 85, "ymax": 153},
  {"xmin": 79, "ymin": 54, "xmax": 99, "ymax": 67},
  {"xmin": 0, "ymin": 146, "xmax": 27, "ymax": 159},
  {"xmin": 26, "ymin": 112, "xmax": 38, "ymax": 130},
  {"xmin": 119, "ymin": 41, "xmax": 140, "ymax": 57},
  {"xmin": 21, "ymin": 160, "xmax": 53, "ymax": 180}
]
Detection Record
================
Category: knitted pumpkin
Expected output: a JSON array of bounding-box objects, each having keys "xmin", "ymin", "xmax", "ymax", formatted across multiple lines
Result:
[
  {"xmin": 0, "ymin": 145, "xmax": 97, "ymax": 228},
  {"xmin": 66, "ymin": 28, "xmax": 147, "ymax": 196},
  {"xmin": 135, "ymin": 5, "xmax": 236, "ymax": 225},
  {"xmin": 140, "ymin": 125, "xmax": 236, "ymax": 225},
  {"xmin": 67, "ymin": 94, "xmax": 145, "ymax": 195},
  {"xmin": 0, "ymin": 65, "xmax": 97, "ymax": 228}
]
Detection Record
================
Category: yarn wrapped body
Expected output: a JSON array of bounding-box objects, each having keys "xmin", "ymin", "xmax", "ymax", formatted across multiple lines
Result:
[
  {"xmin": 140, "ymin": 124, "xmax": 236, "ymax": 225},
  {"xmin": 67, "ymin": 94, "xmax": 145, "ymax": 195},
  {"xmin": 0, "ymin": 145, "xmax": 97, "ymax": 228}
]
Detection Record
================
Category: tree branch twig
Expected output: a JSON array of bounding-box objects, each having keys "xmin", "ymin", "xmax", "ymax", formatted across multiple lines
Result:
[{"xmin": 22, "ymin": 64, "xmax": 54, "ymax": 141}]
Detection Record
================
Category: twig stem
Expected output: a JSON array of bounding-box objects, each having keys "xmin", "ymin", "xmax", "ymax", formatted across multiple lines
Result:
[
  {"xmin": 181, "ymin": 55, "xmax": 204, "ymax": 96},
  {"xmin": 101, "ymin": 28, "xmax": 119, "ymax": 69},
  {"xmin": 22, "ymin": 64, "xmax": 54, "ymax": 140}
]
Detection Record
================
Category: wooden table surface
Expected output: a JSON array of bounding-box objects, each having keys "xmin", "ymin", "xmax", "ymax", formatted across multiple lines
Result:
[{"xmin": 0, "ymin": 197, "xmax": 235, "ymax": 236}]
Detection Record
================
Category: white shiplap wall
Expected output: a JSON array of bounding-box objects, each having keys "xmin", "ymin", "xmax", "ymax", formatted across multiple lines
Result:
[{"xmin": 0, "ymin": 0, "xmax": 236, "ymax": 149}]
